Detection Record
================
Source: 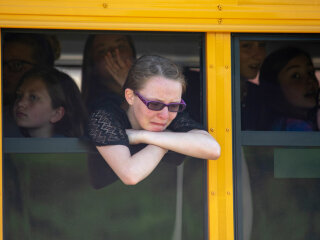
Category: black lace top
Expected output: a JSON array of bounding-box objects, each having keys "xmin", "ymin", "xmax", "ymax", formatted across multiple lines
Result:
[{"xmin": 88, "ymin": 100, "xmax": 204, "ymax": 147}]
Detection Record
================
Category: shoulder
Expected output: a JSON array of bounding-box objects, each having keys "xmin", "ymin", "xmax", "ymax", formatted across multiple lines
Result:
[
  {"xmin": 88, "ymin": 104, "xmax": 130, "ymax": 146},
  {"xmin": 90, "ymin": 101, "xmax": 127, "ymax": 124}
]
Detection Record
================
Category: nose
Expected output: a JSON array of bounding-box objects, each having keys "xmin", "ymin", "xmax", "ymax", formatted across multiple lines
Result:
[
  {"xmin": 306, "ymin": 74, "xmax": 318, "ymax": 85},
  {"xmin": 15, "ymin": 95, "xmax": 27, "ymax": 108},
  {"xmin": 157, "ymin": 106, "xmax": 169, "ymax": 120},
  {"xmin": 251, "ymin": 43, "xmax": 265, "ymax": 61},
  {"xmin": 252, "ymin": 48, "xmax": 265, "ymax": 61}
]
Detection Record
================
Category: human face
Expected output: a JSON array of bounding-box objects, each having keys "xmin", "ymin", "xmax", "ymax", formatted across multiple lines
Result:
[
  {"xmin": 240, "ymin": 41, "xmax": 266, "ymax": 80},
  {"xmin": 127, "ymin": 76, "xmax": 183, "ymax": 132},
  {"xmin": 13, "ymin": 77, "xmax": 58, "ymax": 135},
  {"xmin": 93, "ymin": 35, "xmax": 134, "ymax": 86},
  {"xmin": 3, "ymin": 42, "xmax": 35, "ymax": 105},
  {"xmin": 278, "ymin": 55, "xmax": 319, "ymax": 109}
]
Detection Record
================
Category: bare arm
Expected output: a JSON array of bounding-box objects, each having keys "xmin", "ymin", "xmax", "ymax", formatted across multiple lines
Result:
[
  {"xmin": 126, "ymin": 129, "xmax": 221, "ymax": 160},
  {"xmin": 96, "ymin": 144, "xmax": 167, "ymax": 185}
]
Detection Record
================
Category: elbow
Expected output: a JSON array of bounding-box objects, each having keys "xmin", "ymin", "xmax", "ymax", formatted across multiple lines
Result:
[
  {"xmin": 208, "ymin": 142, "xmax": 221, "ymax": 160},
  {"xmin": 119, "ymin": 169, "xmax": 142, "ymax": 186},
  {"xmin": 120, "ymin": 175, "xmax": 140, "ymax": 186}
]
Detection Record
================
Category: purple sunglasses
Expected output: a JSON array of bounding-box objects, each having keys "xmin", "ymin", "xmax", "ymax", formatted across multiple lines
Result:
[{"xmin": 134, "ymin": 91, "xmax": 186, "ymax": 112}]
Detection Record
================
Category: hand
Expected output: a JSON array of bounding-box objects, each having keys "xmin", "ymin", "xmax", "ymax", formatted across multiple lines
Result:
[
  {"xmin": 104, "ymin": 49, "xmax": 133, "ymax": 88},
  {"xmin": 126, "ymin": 129, "xmax": 144, "ymax": 145}
]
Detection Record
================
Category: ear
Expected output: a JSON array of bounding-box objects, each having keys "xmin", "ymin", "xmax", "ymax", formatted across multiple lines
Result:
[
  {"xmin": 50, "ymin": 106, "xmax": 65, "ymax": 124},
  {"xmin": 124, "ymin": 88, "xmax": 135, "ymax": 106}
]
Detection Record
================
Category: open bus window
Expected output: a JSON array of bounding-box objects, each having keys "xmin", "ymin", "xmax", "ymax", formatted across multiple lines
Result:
[
  {"xmin": 2, "ymin": 29, "xmax": 207, "ymax": 239},
  {"xmin": 240, "ymin": 39, "xmax": 320, "ymax": 131},
  {"xmin": 2, "ymin": 31, "xmax": 203, "ymax": 137}
]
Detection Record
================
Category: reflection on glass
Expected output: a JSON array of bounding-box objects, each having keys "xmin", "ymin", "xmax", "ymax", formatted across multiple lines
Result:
[
  {"xmin": 3, "ymin": 153, "xmax": 204, "ymax": 239},
  {"xmin": 240, "ymin": 146, "xmax": 320, "ymax": 240}
]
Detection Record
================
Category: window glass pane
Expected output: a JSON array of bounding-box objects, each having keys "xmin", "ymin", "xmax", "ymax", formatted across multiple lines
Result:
[
  {"xmin": 240, "ymin": 40, "xmax": 320, "ymax": 131},
  {"xmin": 239, "ymin": 146, "xmax": 320, "ymax": 240},
  {"xmin": 3, "ymin": 152, "xmax": 204, "ymax": 239}
]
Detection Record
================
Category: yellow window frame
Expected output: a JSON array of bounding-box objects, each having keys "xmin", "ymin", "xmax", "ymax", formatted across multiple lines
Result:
[{"xmin": 1, "ymin": 1, "xmax": 320, "ymax": 240}]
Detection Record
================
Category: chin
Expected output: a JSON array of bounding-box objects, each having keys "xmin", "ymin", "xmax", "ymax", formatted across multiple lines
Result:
[
  {"xmin": 149, "ymin": 127, "xmax": 165, "ymax": 132},
  {"xmin": 147, "ymin": 125, "xmax": 166, "ymax": 132}
]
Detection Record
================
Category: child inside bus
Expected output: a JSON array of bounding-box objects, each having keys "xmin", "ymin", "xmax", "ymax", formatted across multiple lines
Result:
[
  {"xmin": 81, "ymin": 34, "xmax": 136, "ymax": 113},
  {"xmin": 258, "ymin": 47, "xmax": 319, "ymax": 131},
  {"xmin": 3, "ymin": 33, "xmax": 59, "ymax": 137},
  {"xmin": 88, "ymin": 55, "xmax": 220, "ymax": 185},
  {"xmin": 239, "ymin": 40, "xmax": 266, "ymax": 130},
  {"xmin": 13, "ymin": 67, "xmax": 87, "ymax": 137}
]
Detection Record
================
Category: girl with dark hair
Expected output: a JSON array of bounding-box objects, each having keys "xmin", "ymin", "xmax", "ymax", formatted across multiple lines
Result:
[
  {"xmin": 13, "ymin": 67, "xmax": 87, "ymax": 137},
  {"xmin": 258, "ymin": 47, "xmax": 319, "ymax": 131},
  {"xmin": 88, "ymin": 55, "xmax": 220, "ymax": 185}
]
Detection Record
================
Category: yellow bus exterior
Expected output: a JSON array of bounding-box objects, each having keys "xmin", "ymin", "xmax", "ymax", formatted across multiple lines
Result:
[{"xmin": 1, "ymin": 1, "xmax": 320, "ymax": 240}]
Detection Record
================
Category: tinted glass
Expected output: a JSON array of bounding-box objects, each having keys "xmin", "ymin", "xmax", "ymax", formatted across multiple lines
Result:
[
  {"xmin": 239, "ymin": 40, "xmax": 320, "ymax": 131},
  {"xmin": 239, "ymin": 146, "xmax": 320, "ymax": 240}
]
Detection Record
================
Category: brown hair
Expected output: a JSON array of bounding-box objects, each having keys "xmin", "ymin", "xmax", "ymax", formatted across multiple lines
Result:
[
  {"xmin": 122, "ymin": 55, "xmax": 186, "ymax": 94},
  {"xmin": 17, "ymin": 67, "xmax": 88, "ymax": 137}
]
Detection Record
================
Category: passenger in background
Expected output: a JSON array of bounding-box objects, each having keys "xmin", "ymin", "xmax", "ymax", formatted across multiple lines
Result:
[
  {"xmin": 240, "ymin": 40, "xmax": 266, "ymax": 130},
  {"xmin": 258, "ymin": 47, "xmax": 319, "ymax": 131},
  {"xmin": 239, "ymin": 41, "xmax": 266, "ymax": 240},
  {"xmin": 81, "ymin": 34, "xmax": 136, "ymax": 113},
  {"xmin": 3, "ymin": 32, "xmax": 60, "ymax": 136},
  {"xmin": 3, "ymin": 33, "xmax": 59, "ymax": 106},
  {"xmin": 13, "ymin": 67, "xmax": 87, "ymax": 137}
]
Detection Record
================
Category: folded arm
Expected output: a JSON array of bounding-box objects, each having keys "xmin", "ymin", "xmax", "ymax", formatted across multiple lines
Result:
[
  {"xmin": 126, "ymin": 129, "xmax": 221, "ymax": 160},
  {"xmin": 96, "ymin": 144, "xmax": 167, "ymax": 185}
]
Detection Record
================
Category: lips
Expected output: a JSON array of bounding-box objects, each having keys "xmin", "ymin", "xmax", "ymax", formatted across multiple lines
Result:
[
  {"xmin": 14, "ymin": 110, "xmax": 27, "ymax": 119},
  {"xmin": 151, "ymin": 122, "xmax": 166, "ymax": 127},
  {"xmin": 248, "ymin": 63, "xmax": 260, "ymax": 71}
]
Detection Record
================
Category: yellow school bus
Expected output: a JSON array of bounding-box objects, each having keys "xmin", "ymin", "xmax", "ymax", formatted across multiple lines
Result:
[{"xmin": 1, "ymin": 1, "xmax": 320, "ymax": 240}]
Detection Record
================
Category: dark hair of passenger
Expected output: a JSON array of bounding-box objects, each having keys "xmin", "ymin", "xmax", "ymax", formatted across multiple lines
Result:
[
  {"xmin": 81, "ymin": 34, "xmax": 136, "ymax": 109},
  {"xmin": 17, "ymin": 67, "xmax": 88, "ymax": 137},
  {"xmin": 3, "ymin": 33, "xmax": 55, "ymax": 67},
  {"xmin": 123, "ymin": 55, "xmax": 187, "ymax": 94},
  {"xmin": 258, "ymin": 47, "xmax": 318, "ymax": 130}
]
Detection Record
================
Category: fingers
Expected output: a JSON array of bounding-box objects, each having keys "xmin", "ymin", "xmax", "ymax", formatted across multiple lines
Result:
[
  {"xmin": 105, "ymin": 49, "xmax": 130, "ymax": 71},
  {"xmin": 105, "ymin": 51, "xmax": 120, "ymax": 73},
  {"xmin": 104, "ymin": 49, "xmax": 132, "ymax": 87}
]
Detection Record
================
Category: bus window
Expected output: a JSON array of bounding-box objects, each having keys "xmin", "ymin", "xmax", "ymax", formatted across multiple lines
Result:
[
  {"xmin": 240, "ymin": 39, "xmax": 320, "ymax": 131},
  {"xmin": 2, "ymin": 29, "xmax": 207, "ymax": 239},
  {"xmin": 233, "ymin": 34, "xmax": 320, "ymax": 240}
]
